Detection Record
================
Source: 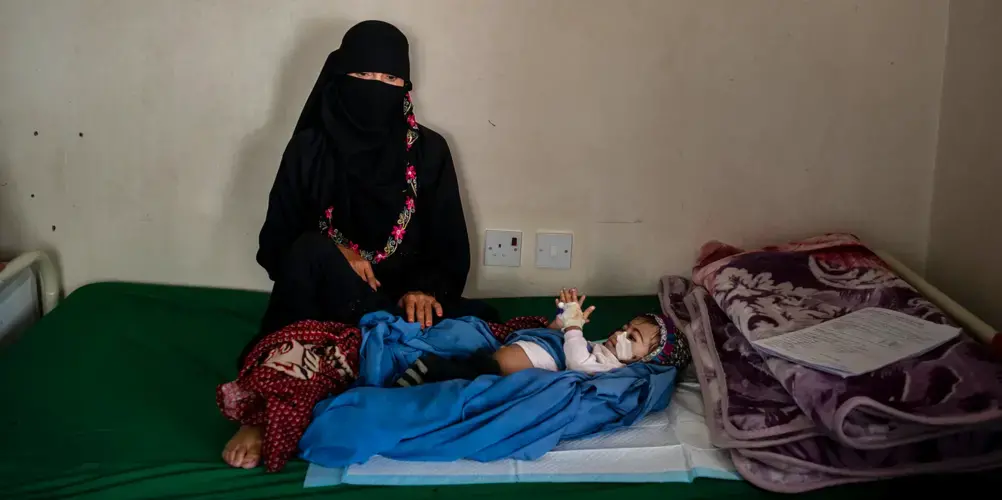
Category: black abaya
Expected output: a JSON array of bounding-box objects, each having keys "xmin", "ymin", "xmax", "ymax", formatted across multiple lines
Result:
[
  {"xmin": 243, "ymin": 22, "xmax": 495, "ymax": 365},
  {"xmin": 256, "ymin": 122, "xmax": 473, "ymax": 305}
]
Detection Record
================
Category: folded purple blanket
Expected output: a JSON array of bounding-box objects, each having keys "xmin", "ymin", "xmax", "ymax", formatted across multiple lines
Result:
[{"xmin": 661, "ymin": 234, "xmax": 1002, "ymax": 492}]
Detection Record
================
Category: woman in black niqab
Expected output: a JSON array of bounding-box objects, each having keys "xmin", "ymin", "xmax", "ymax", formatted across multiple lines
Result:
[
  {"xmin": 220, "ymin": 21, "xmax": 497, "ymax": 471},
  {"xmin": 254, "ymin": 20, "xmax": 496, "ymax": 336}
]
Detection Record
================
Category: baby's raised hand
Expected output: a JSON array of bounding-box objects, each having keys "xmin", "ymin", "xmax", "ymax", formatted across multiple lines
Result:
[{"xmin": 550, "ymin": 288, "xmax": 595, "ymax": 330}]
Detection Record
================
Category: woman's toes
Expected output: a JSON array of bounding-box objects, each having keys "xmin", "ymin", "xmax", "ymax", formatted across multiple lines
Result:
[
  {"xmin": 241, "ymin": 452, "xmax": 260, "ymax": 469},
  {"xmin": 223, "ymin": 425, "xmax": 263, "ymax": 469},
  {"xmin": 223, "ymin": 445, "xmax": 237, "ymax": 466},
  {"xmin": 230, "ymin": 446, "xmax": 247, "ymax": 468}
]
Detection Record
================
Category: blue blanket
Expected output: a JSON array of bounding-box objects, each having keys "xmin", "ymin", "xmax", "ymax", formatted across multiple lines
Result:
[
  {"xmin": 299, "ymin": 312, "xmax": 678, "ymax": 467},
  {"xmin": 353, "ymin": 312, "xmax": 502, "ymax": 387}
]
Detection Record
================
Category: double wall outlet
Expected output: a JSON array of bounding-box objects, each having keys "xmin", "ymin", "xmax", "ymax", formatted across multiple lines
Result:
[
  {"xmin": 484, "ymin": 230, "xmax": 522, "ymax": 267},
  {"xmin": 484, "ymin": 230, "xmax": 574, "ymax": 269}
]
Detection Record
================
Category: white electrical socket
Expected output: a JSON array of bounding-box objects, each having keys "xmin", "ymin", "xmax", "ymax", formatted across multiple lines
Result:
[
  {"xmin": 536, "ymin": 232, "xmax": 573, "ymax": 269},
  {"xmin": 484, "ymin": 230, "xmax": 522, "ymax": 267}
]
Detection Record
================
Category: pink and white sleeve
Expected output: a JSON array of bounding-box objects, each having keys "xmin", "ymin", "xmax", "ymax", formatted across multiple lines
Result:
[{"xmin": 562, "ymin": 328, "xmax": 597, "ymax": 371}]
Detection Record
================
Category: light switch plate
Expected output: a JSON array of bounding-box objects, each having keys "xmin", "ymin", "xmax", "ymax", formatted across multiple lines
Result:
[
  {"xmin": 536, "ymin": 232, "xmax": 573, "ymax": 269},
  {"xmin": 484, "ymin": 230, "xmax": 522, "ymax": 267}
]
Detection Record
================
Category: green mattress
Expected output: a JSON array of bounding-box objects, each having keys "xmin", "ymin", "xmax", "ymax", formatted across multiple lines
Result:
[{"xmin": 0, "ymin": 282, "xmax": 992, "ymax": 499}]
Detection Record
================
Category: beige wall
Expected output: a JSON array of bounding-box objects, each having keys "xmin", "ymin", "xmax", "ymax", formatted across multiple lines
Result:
[
  {"xmin": 0, "ymin": 0, "xmax": 949, "ymax": 297},
  {"xmin": 927, "ymin": 0, "xmax": 1002, "ymax": 329}
]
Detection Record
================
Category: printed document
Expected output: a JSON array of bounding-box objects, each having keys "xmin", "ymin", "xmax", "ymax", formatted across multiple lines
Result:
[{"xmin": 752, "ymin": 308, "xmax": 961, "ymax": 377}]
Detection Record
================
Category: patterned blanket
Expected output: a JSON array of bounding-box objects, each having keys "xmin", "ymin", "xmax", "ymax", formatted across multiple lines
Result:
[
  {"xmin": 217, "ymin": 320, "xmax": 361, "ymax": 472},
  {"xmin": 661, "ymin": 234, "xmax": 1002, "ymax": 492}
]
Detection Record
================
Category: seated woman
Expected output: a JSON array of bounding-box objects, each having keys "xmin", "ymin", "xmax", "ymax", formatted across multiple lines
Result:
[
  {"xmin": 221, "ymin": 20, "xmax": 496, "ymax": 471},
  {"xmin": 395, "ymin": 289, "xmax": 692, "ymax": 386}
]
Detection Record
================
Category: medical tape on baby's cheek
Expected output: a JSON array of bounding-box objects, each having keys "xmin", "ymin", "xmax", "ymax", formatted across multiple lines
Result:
[{"xmin": 615, "ymin": 332, "xmax": 634, "ymax": 361}]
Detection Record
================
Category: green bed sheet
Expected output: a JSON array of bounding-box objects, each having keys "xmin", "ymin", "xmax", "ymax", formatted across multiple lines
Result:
[{"xmin": 0, "ymin": 282, "xmax": 994, "ymax": 499}]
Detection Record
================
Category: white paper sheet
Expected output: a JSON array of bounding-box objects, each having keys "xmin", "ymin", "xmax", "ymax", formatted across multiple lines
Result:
[{"xmin": 752, "ymin": 307, "xmax": 961, "ymax": 377}]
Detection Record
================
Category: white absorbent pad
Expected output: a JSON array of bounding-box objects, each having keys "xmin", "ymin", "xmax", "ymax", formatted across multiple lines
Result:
[{"xmin": 303, "ymin": 377, "xmax": 740, "ymax": 487}]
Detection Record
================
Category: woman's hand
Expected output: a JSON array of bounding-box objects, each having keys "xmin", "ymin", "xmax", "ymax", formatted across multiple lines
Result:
[
  {"xmin": 549, "ymin": 288, "xmax": 595, "ymax": 330},
  {"xmin": 336, "ymin": 244, "xmax": 380, "ymax": 291},
  {"xmin": 399, "ymin": 291, "xmax": 443, "ymax": 328}
]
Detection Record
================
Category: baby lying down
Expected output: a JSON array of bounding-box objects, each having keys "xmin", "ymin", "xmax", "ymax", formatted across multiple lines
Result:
[{"xmin": 396, "ymin": 289, "xmax": 690, "ymax": 387}]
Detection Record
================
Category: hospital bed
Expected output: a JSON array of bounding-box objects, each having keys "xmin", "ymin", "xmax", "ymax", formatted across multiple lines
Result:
[
  {"xmin": 0, "ymin": 251, "xmax": 59, "ymax": 347},
  {"xmin": 0, "ymin": 250, "xmax": 998, "ymax": 499}
]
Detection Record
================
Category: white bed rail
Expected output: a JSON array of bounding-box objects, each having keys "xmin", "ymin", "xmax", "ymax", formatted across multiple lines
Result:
[
  {"xmin": 0, "ymin": 250, "xmax": 61, "ymax": 315},
  {"xmin": 876, "ymin": 250, "xmax": 997, "ymax": 345}
]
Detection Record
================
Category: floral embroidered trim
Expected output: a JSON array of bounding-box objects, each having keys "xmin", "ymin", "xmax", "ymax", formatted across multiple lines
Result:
[{"xmin": 318, "ymin": 92, "xmax": 420, "ymax": 264}]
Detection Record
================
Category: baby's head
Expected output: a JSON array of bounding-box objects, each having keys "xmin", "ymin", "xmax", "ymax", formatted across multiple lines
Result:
[{"xmin": 603, "ymin": 313, "xmax": 691, "ymax": 369}]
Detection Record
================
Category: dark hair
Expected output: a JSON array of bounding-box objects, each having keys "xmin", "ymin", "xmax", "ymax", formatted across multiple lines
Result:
[{"xmin": 631, "ymin": 315, "xmax": 662, "ymax": 350}]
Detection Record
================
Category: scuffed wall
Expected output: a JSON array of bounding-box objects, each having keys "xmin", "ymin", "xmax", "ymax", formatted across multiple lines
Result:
[{"xmin": 0, "ymin": 0, "xmax": 949, "ymax": 296}]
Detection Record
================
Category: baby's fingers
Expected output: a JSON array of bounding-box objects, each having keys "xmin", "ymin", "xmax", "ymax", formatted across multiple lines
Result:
[{"xmin": 582, "ymin": 305, "xmax": 596, "ymax": 319}]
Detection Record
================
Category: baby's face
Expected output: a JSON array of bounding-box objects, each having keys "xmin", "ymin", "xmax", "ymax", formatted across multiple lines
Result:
[{"xmin": 603, "ymin": 317, "xmax": 661, "ymax": 362}]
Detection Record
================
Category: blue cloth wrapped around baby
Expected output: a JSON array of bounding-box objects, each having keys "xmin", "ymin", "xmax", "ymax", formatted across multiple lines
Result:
[{"xmin": 298, "ymin": 312, "xmax": 678, "ymax": 467}]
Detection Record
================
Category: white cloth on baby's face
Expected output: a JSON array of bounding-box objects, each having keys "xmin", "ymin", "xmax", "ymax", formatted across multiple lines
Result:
[{"xmin": 614, "ymin": 331, "xmax": 635, "ymax": 361}]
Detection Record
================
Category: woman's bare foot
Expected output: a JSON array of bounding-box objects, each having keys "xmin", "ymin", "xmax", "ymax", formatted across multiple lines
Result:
[{"xmin": 223, "ymin": 425, "xmax": 263, "ymax": 469}]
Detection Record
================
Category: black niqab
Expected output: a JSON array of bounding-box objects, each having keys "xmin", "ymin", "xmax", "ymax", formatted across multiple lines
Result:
[
  {"xmin": 294, "ymin": 20, "xmax": 410, "ymax": 135},
  {"xmin": 300, "ymin": 20, "xmax": 413, "ymax": 250}
]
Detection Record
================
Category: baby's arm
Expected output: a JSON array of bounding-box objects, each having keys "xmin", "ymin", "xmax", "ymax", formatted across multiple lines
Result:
[
  {"xmin": 558, "ymin": 301, "xmax": 597, "ymax": 371},
  {"xmin": 563, "ymin": 327, "xmax": 597, "ymax": 371}
]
